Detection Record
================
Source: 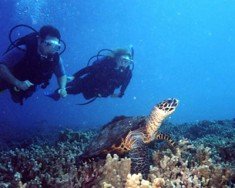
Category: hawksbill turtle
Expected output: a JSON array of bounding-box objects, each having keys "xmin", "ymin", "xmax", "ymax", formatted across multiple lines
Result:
[{"xmin": 77, "ymin": 98, "xmax": 179, "ymax": 177}]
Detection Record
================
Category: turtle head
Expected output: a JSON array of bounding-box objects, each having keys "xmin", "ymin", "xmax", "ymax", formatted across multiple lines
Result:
[
  {"xmin": 156, "ymin": 98, "xmax": 179, "ymax": 118},
  {"xmin": 145, "ymin": 98, "xmax": 179, "ymax": 143}
]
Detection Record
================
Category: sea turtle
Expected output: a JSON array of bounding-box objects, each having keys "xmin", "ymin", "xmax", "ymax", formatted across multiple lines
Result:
[{"xmin": 77, "ymin": 98, "xmax": 179, "ymax": 177}]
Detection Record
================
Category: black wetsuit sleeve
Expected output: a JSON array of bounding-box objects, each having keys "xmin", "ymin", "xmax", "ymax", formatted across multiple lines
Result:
[{"xmin": 119, "ymin": 69, "xmax": 132, "ymax": 97}]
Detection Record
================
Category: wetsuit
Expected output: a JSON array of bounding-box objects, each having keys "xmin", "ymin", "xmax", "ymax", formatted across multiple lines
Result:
[
  {"xmin": 0, "ymin": 43, "xmax": 65, "ymax": 104},
  {"xmin": 48, "ymin": 57, "xmax": 132, "ymax": 101}
]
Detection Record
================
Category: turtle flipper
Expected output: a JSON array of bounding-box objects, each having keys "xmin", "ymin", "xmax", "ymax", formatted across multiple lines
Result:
[
  {"xmin": 128, "ymin": 139, "xmax": 150, "ymax": 179},
  {"xmin": 155, "ymin": 133, "xmax": 176, "ymax": 148}
]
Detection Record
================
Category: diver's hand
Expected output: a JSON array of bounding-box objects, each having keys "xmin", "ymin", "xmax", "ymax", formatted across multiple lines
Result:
[
  {"xmin": 58, "ymin": 88, "xmax": 67, "ymax": 98},
  {"xmin": 15, "ymin": 80, "xmax": 34, "ymax": 91}
]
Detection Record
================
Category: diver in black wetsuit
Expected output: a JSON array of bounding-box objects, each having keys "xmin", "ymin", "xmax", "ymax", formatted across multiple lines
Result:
[
  {"xmin": 0, "ymin": 25, "xmax": 67, "ymax": 105},
  {"xmin": 46, "ymin": 48, "xmax": 134, "ymax": 103}
]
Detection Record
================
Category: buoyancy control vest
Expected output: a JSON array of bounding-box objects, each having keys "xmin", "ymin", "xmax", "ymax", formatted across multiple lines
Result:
[
  {"xmin": 12, "ymin": 33, "xmax": 59, "ymax": 86},
  {"xmin": 9, "ymin": 33, "xmax": 59, "ymax": 104}
]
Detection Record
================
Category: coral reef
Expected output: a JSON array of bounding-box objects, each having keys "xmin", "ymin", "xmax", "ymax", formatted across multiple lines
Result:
[
  {"xmin": 0, "ymin": 119, "xmax": 234, "ymax": 187},
  {"xmin": 150, "ymin": 139, "xmax": 235, "ymax": 187},
  {"xmin": 160, "ymin": 119, "xmax": 235, "ymax": 141},
  {"xmin": 0, "ymin": 130, "xmax": 95, "ymax": 187}
]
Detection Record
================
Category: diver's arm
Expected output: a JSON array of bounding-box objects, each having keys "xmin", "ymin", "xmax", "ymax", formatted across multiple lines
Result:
[
  {"xmin": 54, "ymin": 58, "xmax": 67, "ymax": 97},
  {"xmin": 0, "ymin": 64, "xmax": 33, "ymax": 91},
  {"xmin": 57, "ymin": 75, "xmax": 67, "ymax": 89},
  {"xmin": 119, "ymin": 70, "xmax": 132, "ymax": 97},
  {"xmin": 0, "ymin": 45, "xmax": 32, "ymax": 90},
  {"xmin": 0, "ymin": 64, "xmax": 20, "ymax": 86},
  {"xmin": 56, "ymin": 75, "xmax": 67, "ymax": 97},
  {"xmin": 54, "ymin": 57, "xmax": 67, "ymax": 89},
  {"xmin": 0, "ymin": 45, "xmax": 26, "ymax": 86}
]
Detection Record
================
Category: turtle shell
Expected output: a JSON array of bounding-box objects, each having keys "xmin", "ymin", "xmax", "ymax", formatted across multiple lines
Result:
[{"xmin": 81, "ymin": 115, "xmax": 147, "ymax": 159}]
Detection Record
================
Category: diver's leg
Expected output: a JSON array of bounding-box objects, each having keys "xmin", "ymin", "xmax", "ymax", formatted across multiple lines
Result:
[
  {"xmin": 65, "ymin": 78, "xmax": 82, "ymax": 95},
  {"xmin": 66, "ymin": 85, "xmax": 81, "ymax": 95}
]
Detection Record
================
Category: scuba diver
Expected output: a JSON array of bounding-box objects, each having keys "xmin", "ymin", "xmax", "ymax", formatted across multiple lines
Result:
[
  {"xmin": 0, "ymin": 24, "xmax": 67, "ymax": 105},
  {"xmin": 46, "ymin": 48, "xmax": 134, "ymax": 104}
]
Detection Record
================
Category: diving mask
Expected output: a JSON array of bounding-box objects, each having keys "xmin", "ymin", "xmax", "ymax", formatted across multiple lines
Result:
[
  {"xmin": 43, "ymin": 39, "xmax": 61, "ymax": 52},
  {"xmin": 119, "ymin": 55, "xmax": 133, "ymax": 67}
]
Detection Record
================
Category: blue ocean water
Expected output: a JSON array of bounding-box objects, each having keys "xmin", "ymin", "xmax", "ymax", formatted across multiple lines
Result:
[{"xmin": 0, "ymin": 0, "xmax": 234, "ymax": 129}]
